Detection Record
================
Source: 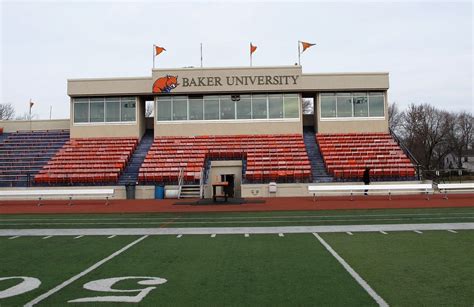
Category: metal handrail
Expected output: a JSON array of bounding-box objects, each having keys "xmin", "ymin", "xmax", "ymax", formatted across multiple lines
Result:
[{"xmin": 389, "ymin": 128, "xmax": 422, "ymax": 180}]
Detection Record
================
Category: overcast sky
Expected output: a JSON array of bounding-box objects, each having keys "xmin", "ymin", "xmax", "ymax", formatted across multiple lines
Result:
[{"xmin": 1, "ymin": 0, "xmax": 472, "ymax": 119}]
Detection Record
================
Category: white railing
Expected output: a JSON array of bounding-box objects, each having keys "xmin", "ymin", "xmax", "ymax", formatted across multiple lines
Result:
[
  {"xmin": 199, "ymin": 167, "xmax": 204, "ymax": 199},
  {"xmin": 177, "ymin": 168, "xmax": 184, "ymax": 199}
]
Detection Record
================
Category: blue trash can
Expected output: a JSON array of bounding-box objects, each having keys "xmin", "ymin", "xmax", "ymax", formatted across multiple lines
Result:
[{"xmin": 155, "ymin": 185, "xmax": 165, "ymax": 199}]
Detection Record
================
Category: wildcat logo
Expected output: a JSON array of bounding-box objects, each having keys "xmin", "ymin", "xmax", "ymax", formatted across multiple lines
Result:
[{"xmin": 153, "ymin": 75, "xmax": 178, "ymax": 93}]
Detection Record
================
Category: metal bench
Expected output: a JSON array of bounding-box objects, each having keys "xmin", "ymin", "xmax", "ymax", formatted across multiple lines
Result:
[
  {"xmin": 308, "ymin": 184, "xmax": 433, "ymax": 201},
  {"xmin": 0, "ymin": 188, "xmax": 114, "ymax": 206},
  {"xmin": 437, "ymin": 183, "xmax": 474, "ymax": 199}
]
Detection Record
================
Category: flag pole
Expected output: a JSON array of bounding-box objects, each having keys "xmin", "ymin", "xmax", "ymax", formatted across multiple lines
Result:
[
  {"xmin": 49, "ymin": 105, "xmax": 52, "ymax": 120},
  {"xmin": 200, "ymin": 43, "xmax": 203, "ymax": 68},
  {"xmin": 29, "ymin": 98, "xmax": 32, "ymax": 130},
  {"xmin": 153, "ymin": 44, "xmax": 155, "ymax": 69},
  {"xmin": 250, "ymin": 42, "xmax": 252, "ymax": 67},
  {"xmin": 298, "ymin": 40, "xmax": 301, "ymax": 65}
]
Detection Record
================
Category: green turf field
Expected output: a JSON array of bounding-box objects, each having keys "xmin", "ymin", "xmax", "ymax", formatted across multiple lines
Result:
[
  {"xmin": 1, "ymin": 230, "xmax": 473, "ymax": 306},
  {"xmin": 0, "ymin": 207, "xmax": 473, "ymax": 229}
]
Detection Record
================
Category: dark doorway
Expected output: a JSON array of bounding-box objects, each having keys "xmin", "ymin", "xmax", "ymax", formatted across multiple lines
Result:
[{"xmin": 220, "ymin": 174, "xmax": 235, "ymax": 198}]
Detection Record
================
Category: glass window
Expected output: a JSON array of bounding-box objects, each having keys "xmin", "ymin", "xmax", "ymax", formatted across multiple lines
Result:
[
  {"xmin": 252, "ymin": 94, "xmax": 267, "ymax": 119},
  {"xmin": 220, "ymin": 95, "xmax": 235, "ymax": 119},
  {"xmin": 90, "ymin": 98, "xmax": 105, "ymax": 122},
  {"xmin": 121, "ymin": 97, "xmax": 136, "ymax": 121},
  {"xmin": 268, "ymin": 94, "xmax": 283, "ymax": 118},
  {"xmin": 369, "ymin": 94, "xmax": 384, "ymax": 117},
  {"xmin": 73, "ymin": 99, "xmax": 89, "ymax": 123},
  {"xmin": 157, "ymin": 97, "xmax": 171, "ymax": 121},
  {"xmin": 284, "ymin": 94, "xmax": 299, "ymax": 118},
  {"xmin": 172, "ymin": 96, "xmax": 187, "ymax": 120},
  {"xmin": 320, "ymin": 94, "xmax": 336, "ymax": 118},
  {"xmin": 105, "ymin": 98, "xmax": 120, "ymax": 122},
  {"xmin": 188, "ymin": 96, "xmax": 203, "ymax": 120},
  {"xmin": 336, "ymin": 93, "xmax": 352, "ymax": 117},
  {"xmin": 353, "ymin": 92, "xmax": 368, "ymax": 117},
  {"xmin": 204, "ymin": 96, "xmax": 219, "ymax": 120},
  {"xmin": 236, "ymin": 95, "xmax": 251, "ymax": 119}
]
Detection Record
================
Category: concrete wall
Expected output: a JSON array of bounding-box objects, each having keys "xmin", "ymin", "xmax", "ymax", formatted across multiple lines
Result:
[
  {"xmin": 301, "ymin": 73, "xmax": 389, "ymax": 91},
  {"xmin": 0, "ymin": 186, "xmax": 126, "ymax": 200},
  {"xmin": 155, "ymin": 120, "xmax": 302, "ymax": 137},
  {"xmin": 68, "ymin": 77, "xmax": 153, "ymax": 96},
  {"xmin": 0, "ymin": 119, "xmax": 70, "ymax": 132}
]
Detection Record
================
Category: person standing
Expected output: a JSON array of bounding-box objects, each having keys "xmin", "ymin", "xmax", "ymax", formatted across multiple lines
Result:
[{"xmin": 363, "ymin": 167, "xmax": 370, "ymax": 195}]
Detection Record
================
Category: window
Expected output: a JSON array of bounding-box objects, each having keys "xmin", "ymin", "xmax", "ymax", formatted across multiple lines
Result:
[
  {"xmin": 268, "ymin": 94, "xmax": 283, "ymax": 118},
  {"xmin": 353, "ymin": 92, "xmax": 368, "ymax": 117},
  {"xmin": 157, "ymin": 97, "xmax": 171, "ymax": 121},
  {"xmin": 204, "ymin": 96, "xmax": 219, "ymax": 120},
  {"xmin": 236, "ymin": 95, "xmax": 251, "ymax": 119},
  {"xmin": 252, "ymin": 95, "xmax": 267, "ymax": 119},
  {"xmin": 189, "ymin": 96, "xmax": 203, "ymax": 120},
  {"xmin": 320, "ymin": 93, "xmax": 336, "ymax": 118},
  {"xmin": 105, "ymin": 98, "xmax": 120, "ymax": 122},
  {"xmin": 220, "ymin": 95, "xmax": 235, "ymax": 119},
  {"xmin": 121, "ymin": 97, "xmax": 136, "ymax": 121},
  {"xmin": 172, "ymin": 96, "xmax": 187, "ymax": 120},
  {"xmin": 336, "ymin": 93, "xmax": 352, "ymax": 117},
  {"xmin": 283, "ymin": 94, "xmax": 299, "ymax": 118},
  {"xmin": 90, "ymin": 98, "xmax": 105, "ymax": 122},
  {"xmin": 320, "ymin": 91, "xmax": 385, "ymax": 119},
  {"xmin": 74, "ymin": 99, "xmax": 89, "ymax": 123},
  {"xmin": 369, "ymin": 92, "xmax": 384, "ymax": 117}
]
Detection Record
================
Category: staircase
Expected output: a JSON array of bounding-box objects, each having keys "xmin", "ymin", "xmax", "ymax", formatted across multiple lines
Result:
[
  {"xmin": 303, "ymin": 128, "xmax": 333, "ymax": 183},
  {"xmin": 179, "ymin": 185, "xmax": 201, "ymax": 198},
  {"xmin": 118, "ymin": 131, "xmax": 154, "ymax": 185}
]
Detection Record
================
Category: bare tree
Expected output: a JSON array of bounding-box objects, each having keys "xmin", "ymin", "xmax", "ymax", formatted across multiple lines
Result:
[
  {"xmin": 145, "ymin": 101, "xmax": 154, "ymax": 117},
  {"xmin": 388, "ymin": 102, "xmax": 402, "ymax": 133},
  {"xmin": 0, "ymin": 103, "xmax": 15, "ymax": 120},
  {"xmin": 302, "ymin": 98, "xmax": 313, "ymax": 114},
  {"xmin": 448, "ymin": 111, "xmax": 473, "ymax": 168},
  {"xmin": 401, "ymin": 104, "xmax": 452, "ymax": 169}
]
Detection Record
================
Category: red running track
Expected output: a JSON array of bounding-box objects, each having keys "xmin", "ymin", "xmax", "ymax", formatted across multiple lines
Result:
[{"xmin": 0, "ymin": 194, "xmax": 473, "ymax": 215}]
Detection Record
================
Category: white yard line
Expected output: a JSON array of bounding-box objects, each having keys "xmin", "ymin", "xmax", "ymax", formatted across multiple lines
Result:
[
  {"xmin": 414, "ymin": 230, "xmax": 423, "ymax": 234},
  {"xmin": 346, "ymin": 232, "xmax": 353, "ymax": 235},
  {"xmin": 245, "ymin": 233, "xmax": 249, "ymax": 237},
  {"xmin": 176, "ymin": 234, "xmax": 182, "ymax": 238},
  {"xmin": 42, "ymin": 236, "xmax": 52, "ymax": 240},
  {"xmin": 24, "ymin": 235, "xmax": 148, "ymax": 307},
  {"xmin": 8, "ymin": 236, "xmax": 20, "ymax": 240},
  {"xmin": 379, "ymin": 231, "xmax": 388, "ymax": 235},
  {"xmin": 107, "ymin": 235, "xmax": 116, "ymax": 239},
  {"xmin": 447, "ymin": 229, "xmax": 457, "ymax": 233},
  {"xmin": 74, "ymin": 235, "xmax": 84, "ymax": 239},
  {"xmin": 0, "ymin": 223, "xmax": 473, "ymax": 236},
  {"xmin": 313, "ymin": 233, "xmax": 388, "ymax": 307},
  {"xmin": 211, "ymin": 234, "xmax": 216, "ymax": 238},
  {"xmin": 278, "ymin": 233, "xmax": 284, "ymax": 237}
]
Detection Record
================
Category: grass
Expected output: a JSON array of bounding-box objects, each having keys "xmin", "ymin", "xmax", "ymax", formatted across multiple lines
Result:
[
  {"xmin": 0, "ymin": 207, "xmax": 473, "ymax": 229},
  {"xmin": 1, "ymin": 231, "xmax": 473, "ymax": 306},
  {"xmin": 321, "ymin": 230, "xmax": 474, "ymax": 306}
]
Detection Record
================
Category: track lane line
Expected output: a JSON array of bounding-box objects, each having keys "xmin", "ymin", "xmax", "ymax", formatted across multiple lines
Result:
[
  {"xmin": 24, "ymin": 235, "xmax": 148, "ymax": 307},
  {"xmin": 313, "ymin": 233, "xmax": 388, "ymax": 307}
]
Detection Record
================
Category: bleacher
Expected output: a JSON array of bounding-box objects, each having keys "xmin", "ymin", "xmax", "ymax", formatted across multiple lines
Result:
[
  {"xmin": 0, "ymin": 130, "xmax": 70, "ymax": 187},
  {"xmin": 35, "ymin": 137, "xmax": 138, "ymax": 185},
  {"xmin": 139, "ymin": 134, "xmax": 311, "ymax": 184},
  {"xmin": 316, "ymin": 132, "xmax": 416, "ymax": 180}
]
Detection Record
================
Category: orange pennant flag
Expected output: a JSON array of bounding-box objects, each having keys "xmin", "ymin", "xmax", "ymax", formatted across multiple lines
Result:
[
  {"xmin": 155, "ymin": 45, "xmax": 166, "ymax": 56},
  {"xmin": 250, "ymin": 43, "xmax": 257, "ymax": 55},
  {"xmin": 301, "ymin": 41, "xmax": 316, "ymax": 52}
]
